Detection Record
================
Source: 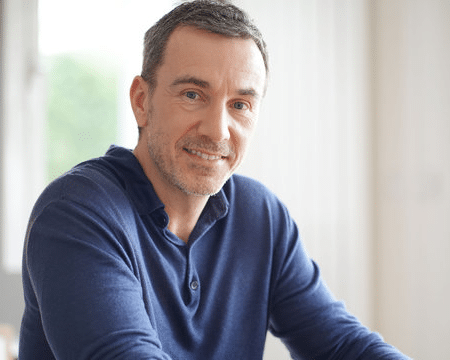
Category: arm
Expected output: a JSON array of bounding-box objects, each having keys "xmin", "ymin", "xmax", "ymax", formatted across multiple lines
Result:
[
  {"xmin": 22, "ymin": 196, "xmax": 172, "ymax": 360},
  {"xmin": 269, "ymin": 215, "xmax": 411, "ymax": 359}
]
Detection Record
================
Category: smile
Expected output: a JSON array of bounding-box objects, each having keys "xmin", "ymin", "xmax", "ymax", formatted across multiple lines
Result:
[{"xmin": 184, "ymin": 148, "xmax": 224, "ymax": 161}]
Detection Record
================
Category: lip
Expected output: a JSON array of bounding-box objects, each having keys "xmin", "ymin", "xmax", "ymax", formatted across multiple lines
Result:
[{"xmin": 183, "ymin": 147, "xmax": 226, "ymax": 161}]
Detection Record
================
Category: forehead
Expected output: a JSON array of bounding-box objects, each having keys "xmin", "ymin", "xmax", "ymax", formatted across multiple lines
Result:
[{"xmin": 158, "ymin": 26, "xmax": 267, "ymax": 93}]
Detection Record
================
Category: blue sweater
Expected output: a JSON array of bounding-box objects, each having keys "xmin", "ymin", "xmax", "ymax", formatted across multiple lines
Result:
[{"xmin": 19, "ymin": 146, "xmax": 410, "ymax": 359}]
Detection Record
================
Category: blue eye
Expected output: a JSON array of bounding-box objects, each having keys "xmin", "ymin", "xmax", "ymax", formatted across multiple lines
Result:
[
  {"xmin": 185, "ymin": 91, "xmax": 198, "ymax": 100},
  {"xmin": 233, "ymin": 102, "xmax": 247, "ymax": 110}
]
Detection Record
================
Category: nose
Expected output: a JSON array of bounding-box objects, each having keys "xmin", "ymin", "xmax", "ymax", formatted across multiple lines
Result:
[{"xmin": 198, "ymin": 102, "xmax": 231, "ymax": 142}]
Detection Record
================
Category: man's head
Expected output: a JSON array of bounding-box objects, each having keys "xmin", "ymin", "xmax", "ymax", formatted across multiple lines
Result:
[
  {"xmin": 141, "ymin": 0, "xmax": 268, "ymax": 93},
  {"xmin": 131, "ymin": 0, "xmax": 267, "ymax": 199}
]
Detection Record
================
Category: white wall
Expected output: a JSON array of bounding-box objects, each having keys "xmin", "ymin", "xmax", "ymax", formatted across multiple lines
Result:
[{"xmin": 374, "ymin": 1, "xmax": 450, "ymax": 358}]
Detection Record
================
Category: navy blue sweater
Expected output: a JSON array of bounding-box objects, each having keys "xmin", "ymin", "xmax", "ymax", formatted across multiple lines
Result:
[{"xmin": 19, "ymin": 146, "xmax": 410, "ymax": 359}]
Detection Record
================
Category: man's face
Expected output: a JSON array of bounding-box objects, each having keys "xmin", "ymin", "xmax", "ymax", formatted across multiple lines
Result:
[{"xmin": 141, "ymin": 26, "xmax": 266, "ymax": 197}]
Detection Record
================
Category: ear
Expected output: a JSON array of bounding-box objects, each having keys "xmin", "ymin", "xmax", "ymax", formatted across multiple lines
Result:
[{"xmin": 130, "ymin": 76, "xmax": 150, "ymax": 128}]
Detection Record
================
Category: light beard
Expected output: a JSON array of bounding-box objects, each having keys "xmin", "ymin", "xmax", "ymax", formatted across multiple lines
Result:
[{"xmin": 146, "ymin": 132, "xmax": 228, "ymax": 197}]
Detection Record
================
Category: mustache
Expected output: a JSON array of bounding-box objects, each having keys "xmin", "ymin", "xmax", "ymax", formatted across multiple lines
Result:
[{"xmin": 180, "ymin": 136, "xmax": 234, "ymax": 157}]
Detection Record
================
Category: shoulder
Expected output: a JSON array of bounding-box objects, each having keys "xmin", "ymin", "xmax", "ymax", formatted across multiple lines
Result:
[
  {"xmin": 224, "ymin": 173, "xmax": 283, "ymax": 208},
  {"xmin": 30, "ymin": 157, "xmax": 130, "ymax": 223},
  {"xmin": 223, "ymin": 174, "xmax": 291, "ymax": 225}
]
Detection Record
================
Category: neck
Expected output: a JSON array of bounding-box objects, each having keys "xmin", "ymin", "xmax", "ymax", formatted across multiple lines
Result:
[
  {"xmin": 164, "ymin": 194, "xmax": 209, "ymax": 243},
  {"xmin": 133, "ymin": 144, "xmax": 209, "ymax": 243}
]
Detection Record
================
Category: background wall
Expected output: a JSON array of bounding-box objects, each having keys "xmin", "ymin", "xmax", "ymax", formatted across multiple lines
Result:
[
  {"xmin": 373, "ymin": 1, "xmax": 450, "ymax": 357},
  {"xmin": 1, "ymin": 0, "xmax": 449, "ymax": 359}
]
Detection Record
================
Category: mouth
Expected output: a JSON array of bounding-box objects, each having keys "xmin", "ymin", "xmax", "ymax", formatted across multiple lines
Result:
[{"xmin": 183, "ymin": 148, "xmax": 226, "ymax": 161}]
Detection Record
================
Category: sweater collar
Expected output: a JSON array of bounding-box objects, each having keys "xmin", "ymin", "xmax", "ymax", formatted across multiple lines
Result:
[{"xmin": 103, "ymin": 145, "xmax": 229, "ymax": 227}]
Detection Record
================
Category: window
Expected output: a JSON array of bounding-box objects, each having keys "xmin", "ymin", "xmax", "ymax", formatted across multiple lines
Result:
[
  {"xmin": 1, "ymin": 0, "xmax": 173, "ymax": 272},
  {"xmin": 39, "ymin": 0, "xmax": 174, "ymax": 181}
]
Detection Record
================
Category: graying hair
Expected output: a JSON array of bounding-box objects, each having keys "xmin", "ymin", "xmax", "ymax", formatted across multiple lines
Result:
[{"xmin": 141, "ymin": 0, "xmax": 269, "ymax": 91}]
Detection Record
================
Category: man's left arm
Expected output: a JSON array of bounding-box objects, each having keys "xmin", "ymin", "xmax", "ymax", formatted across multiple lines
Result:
[{"xmin": 268, "ymin": 211, "xmax": 411, "ymax": 359}]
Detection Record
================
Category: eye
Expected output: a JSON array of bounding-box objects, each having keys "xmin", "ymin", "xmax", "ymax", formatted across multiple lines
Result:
[
  {"xmin": 233, "ymin": 101, "xmax": 248, "ymax": 110},
  {"xmin": 184, "ymin": 91, "xmax": 199, "ymax": 100}
]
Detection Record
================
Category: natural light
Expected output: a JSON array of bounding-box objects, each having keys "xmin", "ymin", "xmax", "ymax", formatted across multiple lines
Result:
[
  {"xmin": 3, "ymin": 0, "xmax": 174, "ymax": 273},
  {"xmin": 39, "ymin": 0, "xmax": 174, "ymax": 149}
]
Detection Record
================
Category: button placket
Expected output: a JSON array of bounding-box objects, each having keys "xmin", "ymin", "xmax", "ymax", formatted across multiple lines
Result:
[{"xmin": 186, "ymin": 247, "xmax": 200, "ymax": 295}]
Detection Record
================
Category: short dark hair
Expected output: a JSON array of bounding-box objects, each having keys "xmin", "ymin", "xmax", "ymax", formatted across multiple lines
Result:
[{"xmin": 141, "ymin": 0, "xmax": 268, "ymax": 91}]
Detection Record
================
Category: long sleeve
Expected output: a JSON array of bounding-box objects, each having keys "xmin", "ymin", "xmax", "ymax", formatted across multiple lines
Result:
[
  {"xmin": 20, "ymin": 177, "xmax": 172, "ymax": 360},
  {"xmin": 268, "ymin": 212, "xmax": 411, "ymax": 359}
]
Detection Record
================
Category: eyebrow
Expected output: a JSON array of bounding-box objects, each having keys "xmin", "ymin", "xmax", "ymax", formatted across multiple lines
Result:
[
  {"xmin": 237, "ymin": 88, "xmax": 260, "ymax": 99},
  {"xmin": 171, "ymin": 76, "xmax": 210, "ymax": 89},
  {"xmin": 171, "ymin": 75, "xmax": 260, "ymax": 99}
]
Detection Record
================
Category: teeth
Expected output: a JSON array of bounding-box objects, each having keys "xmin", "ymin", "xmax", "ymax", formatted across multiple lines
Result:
[{"xmin": 187, "ymin": 149, "xmax": 222, "ymax": 160}]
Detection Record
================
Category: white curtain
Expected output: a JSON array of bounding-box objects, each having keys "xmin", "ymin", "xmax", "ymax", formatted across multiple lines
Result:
[{"xmin": 374, "ymin": 1, "xmax": 450, "ymax": 358}]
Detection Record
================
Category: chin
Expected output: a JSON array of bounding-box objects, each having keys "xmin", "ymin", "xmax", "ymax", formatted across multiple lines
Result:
[
  {"xmin": 178, "ymin": 176, "xmax": 228, "ymax": 197},
  {"xmin": 181, "ymin": 184, "xmax": 222, "ymax": 197}
]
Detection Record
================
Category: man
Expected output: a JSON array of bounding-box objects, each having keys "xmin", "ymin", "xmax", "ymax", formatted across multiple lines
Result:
[{"xmin": 19, "ymin": 1, "xmax": 410, "ymax": 359}]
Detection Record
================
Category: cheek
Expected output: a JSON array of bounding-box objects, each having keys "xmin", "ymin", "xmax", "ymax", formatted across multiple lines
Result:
[
  {"xmin": 149, "ymin": 107, "xmax": 184, "ymax": 143},
  {"xmin": 162, "ymin": 106, "xmax": 199, "ymax": 140}
]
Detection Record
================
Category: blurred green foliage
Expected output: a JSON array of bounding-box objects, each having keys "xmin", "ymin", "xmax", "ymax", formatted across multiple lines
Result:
[{"xmin": 45, "ymin": 54, "xmax": 118, "ymax": 182}]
